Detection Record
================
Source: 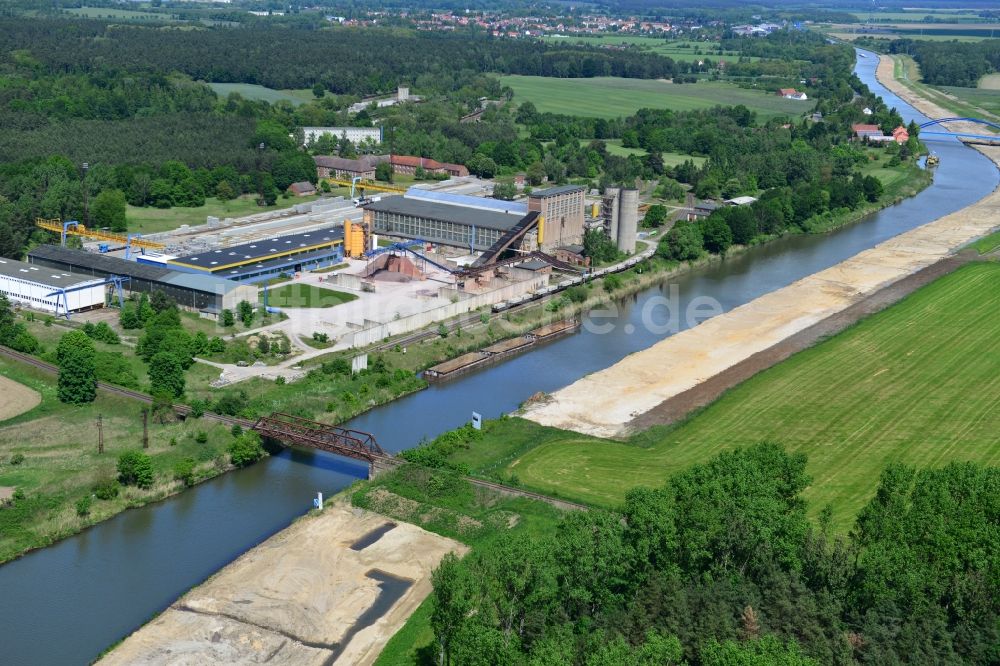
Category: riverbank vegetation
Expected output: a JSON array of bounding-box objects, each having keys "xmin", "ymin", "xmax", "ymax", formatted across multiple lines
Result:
[
  {"xmin": 0, "ymin": 357, "xmax": 244, "ymax": 565},
  {"xmin": 376, "ymin": 443, "xmax": 998, "ymax": 665},
  {"xmin": 395, "ymin": 261, "xmax": 1000, "ymax": 531}
]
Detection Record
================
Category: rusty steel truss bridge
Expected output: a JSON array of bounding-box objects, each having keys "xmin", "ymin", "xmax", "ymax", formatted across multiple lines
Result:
[{"xmin": 252, "ymin": 413, "xmax": 398, "ymax": 476}]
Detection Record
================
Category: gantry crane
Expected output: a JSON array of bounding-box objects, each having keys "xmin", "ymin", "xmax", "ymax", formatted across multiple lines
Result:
[
  {"xmin": 325, "ymin": 177, "xmax": 406, "ymax": 198},
  {"xmin": 35, "ymin": 218, "xmax": 165, "ymax": 256}
]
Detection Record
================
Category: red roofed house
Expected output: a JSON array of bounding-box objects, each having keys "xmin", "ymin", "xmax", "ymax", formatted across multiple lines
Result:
[
  {"xmin": 777, "ymin": 88, "xmax": 797, "ymax": 97},
  {"xmin": 390, "ymin": 155, "xmax": 469, "ymax": 178},
  {"xmin": 892, "ymin": 125, "xmax": 909, "ymax": 144},
  {"xmin": 287, "ymin": 181, "xmax": 317, "ymax": 197},
  {"xmin": 852, "ymin": 123, "xmax": 882, "ymax": 140}
]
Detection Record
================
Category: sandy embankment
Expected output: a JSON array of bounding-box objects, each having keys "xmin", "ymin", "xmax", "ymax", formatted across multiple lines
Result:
[
  {"xmin": 100, "ymin": 501, "xmax": 467, "ymax": 666},
  {"xmin": 875, "ymin": 54, "xmax": 988, "ymax": 135},
  {"xmin": 0, "ymin": 375, "xmax": 41, "ymax": 422},
  {"xmin": 523, "ymin": 76, "xmax": 1000, "ymax": 438}
]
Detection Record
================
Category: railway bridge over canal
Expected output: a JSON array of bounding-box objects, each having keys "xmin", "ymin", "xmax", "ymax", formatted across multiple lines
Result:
[{"xmin": 252, "ymin": 412, "xmax": 400, "ymax": 478}]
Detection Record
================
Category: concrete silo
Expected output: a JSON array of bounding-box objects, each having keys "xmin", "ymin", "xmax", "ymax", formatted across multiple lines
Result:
[
  {"xmin": 617, "ymin": 188, "xmax": 639, "ymax": 254},
  {"xmin": 603, "ymin": 187, "xmax": 620, "ymax": 240}
]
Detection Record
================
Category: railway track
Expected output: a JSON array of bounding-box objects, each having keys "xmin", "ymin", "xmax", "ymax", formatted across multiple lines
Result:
[
  {"xmin": 0, "ymin": 345, "xmax": 254, "ymax": 429},
  {"xmin": 2, "ymin": 348, "xmax": 587, "ymax": 512},
  {"xmin": 465, "ymin": 477, "xmax": 589, "ymax": 511}
]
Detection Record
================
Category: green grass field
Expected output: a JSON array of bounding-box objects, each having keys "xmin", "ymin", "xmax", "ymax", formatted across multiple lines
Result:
[
  {"xmin": 501, "ymin": 76, "xmax": 813, "ymax": 120},
  {"xmin": 65, "ymin": 6, "xmax": 176, "ymax": 21},
  {"xmin": 262, "ymin": 283, "xmax": 358, "ymax": 308},
  {"xmin": 575, "ymin": 140, "xmax": 707, "ymax": 166},
  {"xmin": 542, "ymin": 35, "xmax": 756, "ymax": 63},
  {"xmin": 448, "ymin": 263, "xmax": 1000, "ymax": 531},
  {"xmin": 207, "ymin": 83, "xmax": 323, "ymax": 106},
  {"xmin": 126, "ymin": 195, "xmax": 321, "ymax": 234},
  {"xmin": 970, "ymin": 229, "xmax": 1000, "ymax": 254},
  {"xmin": 935, "ymin": 85, "xmax": 1000, "ymax": 119}
]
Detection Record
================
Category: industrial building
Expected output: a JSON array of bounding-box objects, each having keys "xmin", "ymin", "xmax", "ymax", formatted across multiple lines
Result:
[
  {"xmin": 0, "ymin": 256, "xmax": 106, "ymax": 315},
  {"xmin": 528, "ymin": 185, "xmax": 587, "ymax": 251},
  {"xmin": 165, "ymin": 228, "xmax": 345, "ymax": 282},
  {"xmin": 363, "ymin": 186, "xmax": 586, "ymax": 255},
  {"xmin": 314, "ymin": 155, "xmax": 389, "ymax": 180},
  {"xmin": 602, "ymin": 187, "xmax": 639, "ymax": 253},
  {"xmin": 302, "ymin": 126, "xmax": 383, "ymax": 146},
  {"xmin": 27, "ymin": 245, "xmax": 257, "ymax": 312},
  {"xmin": 389, "ymin": 155, "xmax": 469, "ymax": 178}
]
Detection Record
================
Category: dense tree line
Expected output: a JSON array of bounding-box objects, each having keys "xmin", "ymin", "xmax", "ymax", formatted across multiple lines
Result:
[{"xmin": 425, "ymin": 444, "xmax": 999, "ymax": 664}]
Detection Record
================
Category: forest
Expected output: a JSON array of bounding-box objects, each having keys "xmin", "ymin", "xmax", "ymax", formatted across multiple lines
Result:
[
  {"xmin": 420, "ymin": 444, "xmax": 999, "ymax": 665},
  {"xmin": 0, "ymin": 19, "xmax": 686, "ymax": 94}
]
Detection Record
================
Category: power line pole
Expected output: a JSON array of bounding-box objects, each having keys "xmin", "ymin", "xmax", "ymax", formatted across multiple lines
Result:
[
  {"xmin": 97, "ymin": 414, "xmax": 103, "ymax": 454},
  {"xmin": 142, "ymin": 409, "xmax": 149, "ymax": 449}
]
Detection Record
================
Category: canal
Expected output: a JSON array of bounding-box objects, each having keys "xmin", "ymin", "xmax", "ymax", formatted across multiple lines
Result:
[{"xmin": 1, "ymin": 50, "xmax": 997, "ymax": 665}]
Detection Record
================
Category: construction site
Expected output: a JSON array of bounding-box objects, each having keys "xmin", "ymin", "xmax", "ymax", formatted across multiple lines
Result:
[{"xmin": 23, "ymin": 175, "xmax": 642, "ymax": 369}]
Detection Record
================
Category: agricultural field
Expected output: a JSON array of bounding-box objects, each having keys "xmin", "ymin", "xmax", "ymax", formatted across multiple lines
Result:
[
  {"xmin": 441, "ymin": 262, "xmax": 1000, "ymax": 531},
  {"xmin": 501, "ymin": 75, "xmax": 812, "ymax": 120},
  {"xmin": 542, "ymin": 35, "xmax": 755, "ymax": 62},
  {"xmin": 851, "ymin": 11, "xmax": 987, "ymax": 21},
  {"xmin": 980, "ymin": 73, "xmax": 1000, "ymax": 90},
  {"xmin": 262, "ymin": 283, "xmax": 358, "ymax": 308},
  {"xmin": 126, "ymin": 194, "xmax": 321, "ymax": 234},
  {"xmin": 970, "ymin": 229, "xmax": 1000, "ymax": 255},
  {"xmin": 935, "ymin": 85, "xmax": 1000, "ymax": 119},
  {"xmin": 207, "ymin": 83, "xmax": 324, "ymax": 106},
  {"xmin": 64, "ymin": 6, "xmax": 177, "ymax": 21}
]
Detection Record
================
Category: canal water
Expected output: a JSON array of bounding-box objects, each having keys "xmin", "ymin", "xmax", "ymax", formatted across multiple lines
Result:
[{"xmin": 1, "ymin": 50, "xmax": 997, "ymax": 665}]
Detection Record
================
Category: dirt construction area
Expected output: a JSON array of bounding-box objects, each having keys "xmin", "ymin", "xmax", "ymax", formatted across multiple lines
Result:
[
  {"xmin": 100, "ymin": 501, "xmax": 467, "ymax": 666},
  {"xmin": 0, "ymin": 374, "xmax": 41, "ymax": 422},
  {"xmin": 524, "ymin": 144, "xmax": 1000, "ymax": 438}
]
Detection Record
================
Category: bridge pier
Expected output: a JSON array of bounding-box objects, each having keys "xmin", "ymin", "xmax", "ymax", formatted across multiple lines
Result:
[{"xmin": 368, "ymin": 456, "xmax": 402, "ymax": 479}]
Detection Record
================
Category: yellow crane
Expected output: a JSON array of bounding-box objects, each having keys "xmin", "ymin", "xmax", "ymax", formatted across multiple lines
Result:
[
  {"xmin": 35, "ymin": 218, "xmax": 165, "ymax": 251},
  {"xmin": 325, "ymin": 177, "xmax": 406, "ymax": 197}
]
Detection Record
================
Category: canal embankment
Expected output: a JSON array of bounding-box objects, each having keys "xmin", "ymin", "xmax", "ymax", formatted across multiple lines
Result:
[
  {"xmin": 98, "ymin": 498, "xmax": 466, "ymax": 666},
  {"xmin": 522, "ymin": 145, "xmax": 1000, "ymax": 438}
]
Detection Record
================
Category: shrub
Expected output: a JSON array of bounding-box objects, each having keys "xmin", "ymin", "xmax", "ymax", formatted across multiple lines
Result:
[
  {"xmin": 195, "ymin": 431, "xmax": 208, "ymax": 444},
  {"xmin": 230, "ymin": 424, "xmax": 243, "ymax": 438},
  {"xmin": 228, "ymin": 431, "xmax": 265, "ymax": 467},
  {"xmin": 10, "ymin": 453, "xmax": 25, "ymax": 466},
  {"xmin": 93, "ymin": 478, "xmax": 120, "ymax": 500},
  {"xmin": 75, "ymin": 496, "xmax": 92, "ymax": 516},
  {"xmin": 117, "ymin": 450, "xmax": 154, "ymax": 489},
  {"xmin": 275, "ymin": 375, "xmax": 286, "ymax": 385},
  {"xmin": 566, "ymin": 286, "xmax": 588, "ymax": 303},
  {"xmin": 173, "ymin": 458, "xmax": 196, "ymax": 487},
  {"xmin": 312, "ymin": 331, "xmax": 329, "ymax": 343}
]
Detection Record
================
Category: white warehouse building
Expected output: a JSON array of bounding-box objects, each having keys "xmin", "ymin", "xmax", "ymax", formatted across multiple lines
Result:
[
  {"xmin": 301, "ymin": 126, "xmax": 382, "ymax": 146},
  {"xmin": 0, "ymin": 257, "xmax": 105, "ymax": 315}
]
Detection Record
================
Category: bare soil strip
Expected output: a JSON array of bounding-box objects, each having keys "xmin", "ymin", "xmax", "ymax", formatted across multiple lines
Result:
[
  {"xmin": 0, "ymin": 374, "xmax": 41, "ymax": 422},
  {"xmin": 99, "ymin": 501, "xmax": 467, "ymax": 666},
  {"xmin": 523, "ymin": 136, "xmax": 1000, "ymax": 438}
]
